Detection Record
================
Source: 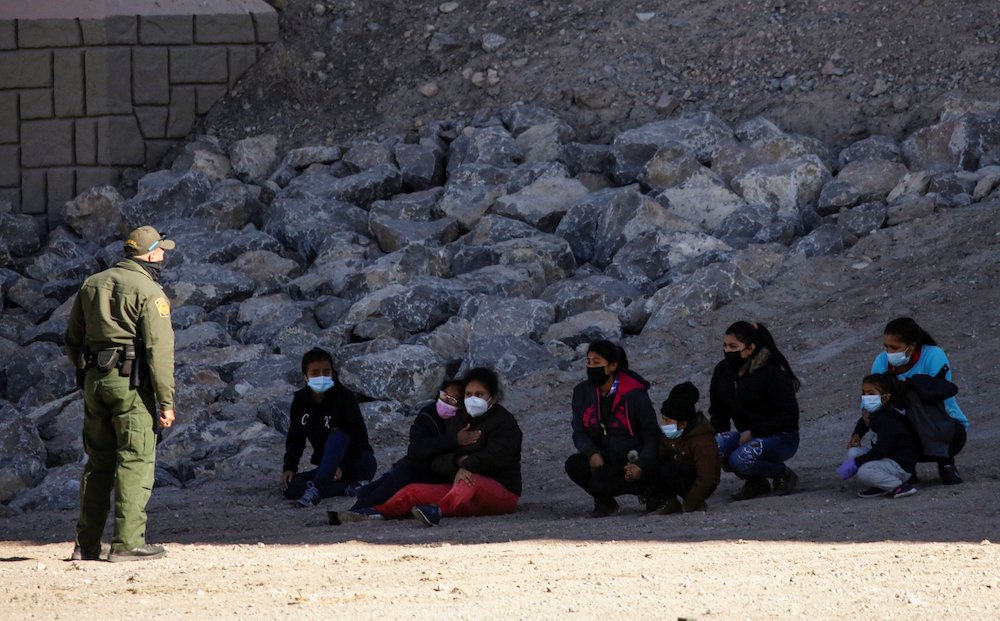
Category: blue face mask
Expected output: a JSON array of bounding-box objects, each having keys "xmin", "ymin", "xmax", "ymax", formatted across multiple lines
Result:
[
  {"xmin": 660, "ymin": 423, "xmax": 683, "ymax": 439},
  {"xmin": 860, "ymin": 395, "xmax": 883, "ymax": 413},
  {"xmin": 307, "ymin": 376, "xmax": 335, "ymax": 393},
  {"xmin": 886, "ymin": 350, "xmax": 910, "ymax": 367}
]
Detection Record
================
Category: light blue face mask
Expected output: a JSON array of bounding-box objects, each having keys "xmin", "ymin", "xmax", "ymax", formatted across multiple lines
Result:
[
  {"xmin": 660, "ymin": 423, "xmax": 683, "ymax": 439},
  {"xmin": 886, "ymin": 350, "xmax": 910, "ymax": 367},
  {"xmin": 307, "ymin": 376, "xmax": 335, "ymax": 393},
  {"xmin": 860, "ymin": 395, "xmax": 883, "ymax": 413}
]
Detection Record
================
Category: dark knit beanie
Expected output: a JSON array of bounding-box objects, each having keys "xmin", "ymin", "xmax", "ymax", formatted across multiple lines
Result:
[{"xmin": 660, "ymin": 381, "xmax": 700, "ymax": 422}]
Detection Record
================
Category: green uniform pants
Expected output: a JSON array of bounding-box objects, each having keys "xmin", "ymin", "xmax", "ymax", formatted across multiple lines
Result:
[{"xmin": 76, "ymin": 369, "xmax": 157, "ymax": 553}]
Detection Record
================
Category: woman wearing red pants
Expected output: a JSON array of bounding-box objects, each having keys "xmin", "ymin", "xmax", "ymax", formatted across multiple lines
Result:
[{"xmin": 342, "ymin": 367, "xmax": 523, "ymax": 527}]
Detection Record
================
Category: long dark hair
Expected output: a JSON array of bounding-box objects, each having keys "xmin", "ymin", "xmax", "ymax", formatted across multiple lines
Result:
[
  {"xmin": 463, "ymin": 367, "xmax": 503, "ymax": 402},
  {"xmin": 300, "ymin": 347, "xmax": 339, "ymax": 382},
  {"xmin": 587, "ymin": 340, "xmax": 629, "ymax": 370},
  {"xmin": 884, "ymin": 317, "xmax": 937, "ymax": 347},
  {"xmin": 725, "ymin": 321, "xmax": 800, "ymax": 391},
  {"xmin": 862, "ymin": 372, "xmax": 906, "ymax": 407}
]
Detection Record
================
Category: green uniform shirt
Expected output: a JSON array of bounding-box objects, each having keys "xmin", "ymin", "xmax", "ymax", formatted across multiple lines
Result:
[{"xmin": 65, "ymin": 260, "xmax": 176, "ymax": 410}]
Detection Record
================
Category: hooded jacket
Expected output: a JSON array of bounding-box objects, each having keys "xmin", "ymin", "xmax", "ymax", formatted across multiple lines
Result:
[
  {"xmin": 397, "ymin": 402, "xmax": 459, "ymax": 481},
  {"xmin": 282, "ymin": 384, "xmax": 373, "ymax": 473},
  {"xmin": 571, "ymin": 369, "xmax": 660, "ymax": 472},
  {"xmin": 430, "ymin": 403, "xmax": 523, "ymax": 496},
  {"xmin": 854, "ymin": 404, "xmax": 919, "ymax": 473},
  {"xmin": 709, "ymin": 348, "xmax": 799, "ymax": 437},
  {"xmin": 657, "ymin": 413, "xmax": 721, "ymax": 511}
]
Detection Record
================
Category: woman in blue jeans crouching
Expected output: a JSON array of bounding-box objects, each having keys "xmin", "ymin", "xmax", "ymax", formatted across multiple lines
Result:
[{"xmin": 709, "ymin": 321, "xmax": 801, "ymax": 501}]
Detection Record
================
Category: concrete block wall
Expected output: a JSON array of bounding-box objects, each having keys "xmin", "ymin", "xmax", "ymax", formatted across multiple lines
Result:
[{"xmin": 0, "ymin": 1, "xmax": 278, "ymax": 226}]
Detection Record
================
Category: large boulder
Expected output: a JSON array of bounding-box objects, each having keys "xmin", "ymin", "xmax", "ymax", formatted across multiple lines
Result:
[
  {"xmin": 188, "ymin": 181, "xmax": 260, "ymax": 230},
  {"xmin": 540, "ymin": 274, "xmax": 644, "ymax": 324},
  {"xmin": 886, "ymin": 194, "xmax": 935, "ymax": 226},
  {"xmin": 345, "ymin": 244, "xmax": 449, "ymax": 297},
  {"xmin": 414, "ymin": 317, "xmax": 471, "ymax": 366},
  {"xmin": 453, "ymin": 263, "xmax": 549, "ymax": 299},
  {"xmin": 611, "ymin": 113, "xmax": 736, "ymax": 183},
  {"xmin": 637, "ymin": 144, "xmax": 703, "ymax": 191},
  {"xmin": 839, "ymin": 202, "xmax": 888, "ymax": 238},
  {"xmin": 463, "ymin": 335, "xmax": 558, "ymax": 381},
  {"xmin": 438, "ymin": 182, "xmax": 506, "ymax": 229},
  {"xmin": 262, "ymin": 195, "xmax": 367, "ymax": 262},
  {"xmin": 816, "ymin": 180, "xmax": 862, "ymax": 216},
  {"xmin": 606, "ymin": 229, "xmax": 730, "ymax": 293},
  {"xmin": 236, "ymin": 294, "xmax": 316, "ymax": 344},
  {"xmin": 229, "ymin": 134, "xmax": 278, "ymax": 183},
  {"xmin": 0, "ymin": 414, "xmax": 47, "ymax": 502},
  {"xmin": 730, "ymin": 155, "xmax": 831, "ymax": 222},
  {"xmin": 165, "ymin": 263, "xmax": 256, "ymax": 311},
  {"xmin": 282, "ymin": 164, "xmax": 403, "ymax": 208},
  {"xmin": 447, "ymin": 125, "xmax": 524, "ymax": 175},
  {"xmin": 340, "ymin": 345, "xmax": 444, "ymax": 406},
  {"xmin": 227, "ymin": 249, "xmax": 300, "ymax": 294},
  {"xmin": 644, "ymin": 263, "xmax": 760, "ymax": 332},
  {"xmin": 62, "ymin": 185, "xmax": 125, "ymax": 242},
  {"xmin": 119, "ymin": 171, "xmax": 213, "ymax": 230},
  {"xmin": 501, "ymin": 103, "xmax": 565, "ymax": 136},
  {"xmin": 792, "ymin": 224, "xmax": 845, "ymax": 257},
  {"xmin": 168, "ymin": 225, "xmax": 285, "ymax": 266},
  {"xmin": 835, "ymin": 158, "xmax": 909, "ymax": 203},
  {"xmin": 542, "ymin": 310, "xmax": 622, "ymax": 348},
  {"xmin": 378, "ymin": 277, "xmax": 466, "ymax": 334},
  {"xmin": 342, "ymin": 140, "xmax": 396, "ymax": 172},
  {"xmin": 22, "ymin": 231, "xmax": 100, "ymax": 283},
  {"xmin": 714, "ymin": 203, "xmax": 780, "ymax": 249},
  {"xmin": 492, "ymin": 235, "xmax": 577, "ymax": 284},
  {"xmin": 588, "ymin": 187, "xmax": 697, "ymax": 268},
  {"xmin": 0, "ymin": 211, "xmax": 43, "ymax": 257},
  {"xmin": 7, "ymin": 464, "xmax": 81, "ymax": 513},
  {"xmin": 369, "ymin": 214, "xmax": 461, "ymax": 253},
  {"xmin": 657, "ymin": 168, "xmax": 750, "ymax": 232},
  {"xmin": 460, "ymin": 296, "xmax": 555, "ymax": 341},
  {"xmin": 369, "ymin": 188, "xmax": 443, "ymax": 222},
  {"xmin": 902, "ymin": 113, "xmax": 1000, "ymax": 173},
  {"xmin": 36, "ymin": 398, "xmax": 84, "ymax": 467},
  {"xmin": 559, "ymin": 142, "xmax": 614, "ymax": 176},
  {"xmin": 394, "ymin": 143, "xmax": 444, "ymax": 190},
  {"xmin": 838, "ymin": 135, "xmax": 902, "ymax": 169},
  {"xmin": 516, "ymin": 121, "xmax": 574, "ymax": 163},
  {"xmin": 462, "ymin": 214, "xmax": 540, "ymax": 246},
  {"xmin": 268, "ymin": 146, "xmax": 342, "ymax": 187},
  {"xmin": 712, "ymin": 132, "xmax": 825, "ymax": 184},
  {"xmin": 491, "ymin": 177, "xmax": 590, "ymax": 233}
]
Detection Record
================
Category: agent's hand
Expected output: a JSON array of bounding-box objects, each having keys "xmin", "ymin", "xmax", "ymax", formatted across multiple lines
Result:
[
  {"xmin": 846, "ymin": 434, "xmax": 861, "ymax": 449},
  {"xmin": 623, "ymin": 463, "xmax": 643, "ymax": 482},
  {"xmin": 280, "ymin": 470, "xmax": 294, "ymax": 490},
  {"xmin": 589, "ymin": 453, "xmax": 605, "ymax": 470},
  {"xmin": 457, "ymin": 424, "xmax": 482, "ymax": 446},
  {"xmin": 159, "ymin": 408, "xmax": 175, "ymax": 428},
  {"xmin": 454, "ymin": 467, "xmax": 475, "ymax": 486},
  {"xmin": 739, "ymin": 430, "xmax": 752, "ymax": 446}
]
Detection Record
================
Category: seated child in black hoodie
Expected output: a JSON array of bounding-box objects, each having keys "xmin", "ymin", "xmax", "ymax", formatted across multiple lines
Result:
[{"xmin": 837, "ymin": 373, "xmax": 919, "ymax": 499}]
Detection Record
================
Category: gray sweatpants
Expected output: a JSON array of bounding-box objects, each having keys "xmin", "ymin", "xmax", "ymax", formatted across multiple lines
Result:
[{"xmin": 847, "ymin": 447, "xmax": 909, "ymax": 491}]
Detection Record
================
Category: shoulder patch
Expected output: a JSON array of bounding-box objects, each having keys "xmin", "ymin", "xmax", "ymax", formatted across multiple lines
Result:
[{"xmin": 154, "ymin": 297, "xmax": 171, "ymax": 318}]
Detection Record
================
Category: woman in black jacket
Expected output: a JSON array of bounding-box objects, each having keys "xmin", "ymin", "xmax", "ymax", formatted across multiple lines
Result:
[
  {"xmin": 331, "ymin": 379, "xmax": 483, "ymax": 523},
  {"xmin": 351, "ymin": 367, "xmax": 523, "ymax": 527},
  {"xmin": 281, "ymin": 348, "xmax": 376, "ymax": 506},
  {"xmin": 565, "ymin": 340, "xmax": 660, "ymax": 517},
  {"xmin": 710, "ymin": 321, "xmax": 801, "ymax": 501}
]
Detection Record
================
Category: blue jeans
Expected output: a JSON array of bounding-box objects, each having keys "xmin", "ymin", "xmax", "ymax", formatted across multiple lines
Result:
[
  {"xmin": 716, "ymin": 431, "xmax": 799, "ymax": 480},
  {"xmin": 284, "ymin": 430, "xmax": 377, "ymax": 499}
]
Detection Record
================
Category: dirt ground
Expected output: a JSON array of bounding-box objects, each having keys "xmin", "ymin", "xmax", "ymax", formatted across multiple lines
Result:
[{"xmin": 4, "ymin": 203, "xmax": 1000, "ymax": 618}]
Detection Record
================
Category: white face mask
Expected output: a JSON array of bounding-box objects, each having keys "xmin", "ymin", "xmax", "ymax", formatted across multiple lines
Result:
[
  {"xmin": 886, "ymin": 350, "xmax": 910, "ymax": 367},
  {"xmin": 860, "ymin": 395, "xmax": 883, "ymax": 413},
  {"xmin": 465, "ymin": 396, "xmax": 491, "ymax": 417}
]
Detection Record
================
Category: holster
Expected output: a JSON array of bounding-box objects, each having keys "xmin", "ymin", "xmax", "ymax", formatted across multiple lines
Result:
[{"xmin": 94, "ymin": 349, "xmax": 119, "ymax": 372}]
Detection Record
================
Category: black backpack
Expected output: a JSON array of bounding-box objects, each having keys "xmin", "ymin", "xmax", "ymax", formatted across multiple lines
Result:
[{"xmin": 902, "ymin": 366, "xmax": 958, "ymax": 458}]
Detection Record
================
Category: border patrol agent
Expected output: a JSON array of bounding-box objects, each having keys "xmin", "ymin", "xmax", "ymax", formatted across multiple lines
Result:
[{"xmin": 65, "ymin": 226, "xmax": 177, "ymax": 562}]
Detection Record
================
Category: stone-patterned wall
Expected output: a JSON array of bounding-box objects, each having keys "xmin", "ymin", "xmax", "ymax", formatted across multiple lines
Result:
[{"xmin": 0, "ymin": 3, "xmax": 278, "ymax": 225}]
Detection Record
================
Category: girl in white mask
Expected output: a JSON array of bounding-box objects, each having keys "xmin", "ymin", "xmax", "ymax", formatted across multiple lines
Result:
[
  {"xmin": 860, "ymin": 317, "xmax": 968, "ymax": 485},
  {"xmin": 356, "ymin": 367, "xmax": 523, "ymax": 527}
]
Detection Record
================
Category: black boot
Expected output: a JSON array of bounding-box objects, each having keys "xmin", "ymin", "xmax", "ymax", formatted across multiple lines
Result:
[
  {"xmin": 731, "ymin": 478, "xmax": 771, "ymax": 501},
  {"xmin": 590, "ymin": 497, "xmax": 620, "ymax": 518}
]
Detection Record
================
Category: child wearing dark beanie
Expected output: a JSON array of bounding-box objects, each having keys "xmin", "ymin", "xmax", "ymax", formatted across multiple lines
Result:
[{"xmin": 647, "ymin": 382, "xmax": 721, "ymax": 514}]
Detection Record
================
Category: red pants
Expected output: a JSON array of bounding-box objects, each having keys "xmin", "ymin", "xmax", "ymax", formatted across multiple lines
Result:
[{"xmin": 375, "ymin": 474, "xmax": 519, "ymax": 519}]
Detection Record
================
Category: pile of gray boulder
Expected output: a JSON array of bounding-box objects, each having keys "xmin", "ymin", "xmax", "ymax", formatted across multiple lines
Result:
[{"xmin": 2, "ymin": 98, "xmax": 1000, "ymax": 513}]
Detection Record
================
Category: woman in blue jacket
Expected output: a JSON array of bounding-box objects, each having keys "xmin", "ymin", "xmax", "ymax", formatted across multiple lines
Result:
[{"xmin": 850, "ymin": 317, "xmax": 968, "ymax": 484}]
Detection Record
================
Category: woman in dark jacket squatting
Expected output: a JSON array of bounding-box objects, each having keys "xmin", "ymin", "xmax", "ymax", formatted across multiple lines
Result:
[
  {"xmin": 710, "ymin": 321, "xmax": 801, "ymax": 502},
  {"xmin": 565, "ymin": 340, "xmax": 660, "ymax": 517}
]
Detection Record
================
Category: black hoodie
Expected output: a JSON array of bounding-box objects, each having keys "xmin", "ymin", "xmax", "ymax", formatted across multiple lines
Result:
[
  {"xmin": 854, "ymin": 405, "xmax": 919, "ymax": 474},
  {"xmin": 708, "ymin": 348, "xmax": 799, "ymax": 437},
  {"xmin": 570, "ymin": 369, "xmax": 660, "ymax": 472},
  {"xmin": 282, "ymin": 384, "xmax": 373, "ymax": 473}
]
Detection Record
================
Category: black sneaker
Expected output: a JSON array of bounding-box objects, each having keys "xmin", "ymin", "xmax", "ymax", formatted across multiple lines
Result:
[
  {"xmin": 857, "ymin": 487, "xmax": 891, "ymax": 498},
  {"xmin": 772, "ymin": 467, "xmax": 799, "ymax": 496},
  {"xmin": 328, "ymin": 508, "xmax": 383, "ymax": 525},
  {"xmin": 589, "ymin": 498, "xmax": 620, "ymax": 518},
  {"xmin": 655, "ymin": 497, "xmax": 683, "ymax": 515},
  {"xmin": 892, "ymin": 484, "xmax": 917, "ymax": 499},
  {"xmin": 731, "ymin": 479, "xmax": 771, "ymax": 501},
  {"xmin": 108, "ymin": 544, "xmax": 166, "ymax": 563},
  {"xmin": 939, "ymin": 465, "xmax": 963, "ymax": 485},
  {"xmin": 411, "ymin": 504, "xmax": 441, "ymax": 527},
  {"xmin": 70, "ymin": 544, "xmax": 101, "ymax": 561}
]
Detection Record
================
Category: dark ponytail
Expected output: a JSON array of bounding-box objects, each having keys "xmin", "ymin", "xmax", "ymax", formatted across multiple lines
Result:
[
  {"xmin": 884, "ymin": 317, "xmax": 936, "ymax": 347},
  {"xmin": 587, "ymin": 340, "xmax": 629, "ymax": 370},
  {"xmin": 725, "ymin": 321, "xmax": 800, "ymax": 391}
]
